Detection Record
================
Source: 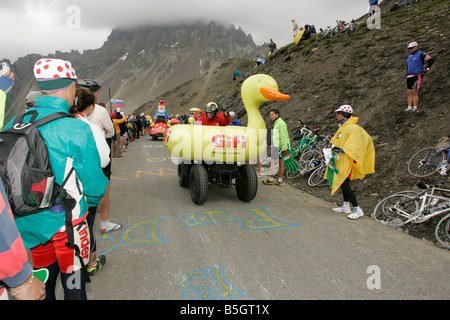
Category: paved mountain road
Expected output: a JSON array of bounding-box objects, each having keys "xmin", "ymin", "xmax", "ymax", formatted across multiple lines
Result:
[{"xmin": 83, "ymin": 136, "xmax": 450, "ymax": 300}]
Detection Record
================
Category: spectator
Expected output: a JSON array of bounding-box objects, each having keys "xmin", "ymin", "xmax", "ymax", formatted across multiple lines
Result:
[
  {"xmin": 369, "ymin": 0, "xmax": 379, "ymax": 18},
  {"xmin": 253, "ymin": 56, "xmax": 265, "ymax": 69},
  {"xmin": 292, "ymin": 19, "xmax": 299, "ymax": 39},
  {"xmin": 3, "ymin": 58, "xmax": 109, "ymax": 299},
  {"xmin": 71, "ymin": 87, "xmax": 111, "ymax": 276},
  {"xmin": 82, "ymin": 81, "xmax": 121, "ymax": 236},
  {"xmin": 228, "ymin": 111, "xmax": 242, "ymax": 126},
  {"xmin": 0, "ymin": 64, "xmax": 14, "ymax": 130},
  {"xmin": 198, "ymin": 102, "xmax": 231, "ymax": 126},
  {"xmin": 117, "ymin": 110, "xmax": 128, "ymax": 153},
  {"xmin": 268, "ymin": 39, "xmax": 277, "ymax": 55},
  {"xmin": 111, "ymin": 111, "xmax": 125, "ymax": 158},
  {"xmin": 263, "ymin": 108, "xmax": 289, "ymax": 186},
  {"xmin": 25, "ymin": 91, "xmax": 42, "ymax": 112},
  {"xmin": 328, "ymin": 105, "xmax": 375, "ymax": 220},
  {"xmin": 405, "ymin": 41, "xmax": 434, "ymax": 112}
]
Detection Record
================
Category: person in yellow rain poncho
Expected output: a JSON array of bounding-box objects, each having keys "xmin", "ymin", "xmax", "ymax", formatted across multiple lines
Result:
[{"xmin": 326, "ymin": 105, "xmax": 375, "ymax": 220}]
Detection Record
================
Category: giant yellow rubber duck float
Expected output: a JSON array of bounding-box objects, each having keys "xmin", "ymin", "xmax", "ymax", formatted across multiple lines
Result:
[{"xmin": 164, "ymin": 74, "xmax": 290, "ymax": 163}]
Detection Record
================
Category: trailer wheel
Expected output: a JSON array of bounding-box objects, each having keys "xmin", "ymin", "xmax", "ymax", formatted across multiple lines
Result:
[
  {"xmin": 189, "ymin": 164, "xmax": 208, "ymax": 205},
  {"xmin": 235, "ymin": 164, "xmax": 258, "ymax": 202}
]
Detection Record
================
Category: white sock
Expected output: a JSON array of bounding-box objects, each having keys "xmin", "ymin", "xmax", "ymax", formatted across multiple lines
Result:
[{"xmin": 101, "ymin": 220, "xmax": 109, "ymax": 229}]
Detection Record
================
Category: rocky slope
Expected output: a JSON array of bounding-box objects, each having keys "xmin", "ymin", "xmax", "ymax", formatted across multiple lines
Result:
[{"xmin": 135, "ymin": 0, "xmax": 449, "ymax": 245}]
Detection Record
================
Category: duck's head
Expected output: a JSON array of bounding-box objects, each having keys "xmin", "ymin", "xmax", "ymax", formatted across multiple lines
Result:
[{"xmin": 241, "ymin": 74, "xmax": 290, "ymax": 106}]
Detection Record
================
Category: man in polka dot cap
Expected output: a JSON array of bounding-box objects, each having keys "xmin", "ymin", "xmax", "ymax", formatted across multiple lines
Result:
[
  {"xmin": 34, "ymin": 58, "xmax": 79, "ymax": 93},
  {"xmin": 3, "ymin": 58, "xmax": 109, "ymax": 299}
]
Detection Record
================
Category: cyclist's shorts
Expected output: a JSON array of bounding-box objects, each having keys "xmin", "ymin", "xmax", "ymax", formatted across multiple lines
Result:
[
  {"xmin": 407, "ymin": 75, "xmax": 422, "ymax": 90},
  {"xmin": 30, "ymin": 219, "xmax": 90, "ymax": 274}
]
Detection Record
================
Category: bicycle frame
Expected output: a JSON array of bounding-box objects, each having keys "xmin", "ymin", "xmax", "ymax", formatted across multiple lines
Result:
[
  {"xmin": 422, "ymin": 147, "xmax": 449, "ymax": 173},
  {"xmin": 392, "ymin": 187, "xmax": 450, "ymax": 224},
  {"xmin": 291, "ymin": 136, "xmax": 317, "ymax": 154}
]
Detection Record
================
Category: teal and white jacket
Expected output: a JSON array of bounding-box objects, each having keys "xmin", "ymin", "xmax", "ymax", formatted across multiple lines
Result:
[{"xmin": 3, "ymin": 95, "xmax": 108, "ymax": 249}]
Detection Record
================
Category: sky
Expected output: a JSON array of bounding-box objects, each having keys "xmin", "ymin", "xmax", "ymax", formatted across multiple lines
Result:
[{"xmin": 0, "ymin": 0, "xmax": 376, "ymax": 63}]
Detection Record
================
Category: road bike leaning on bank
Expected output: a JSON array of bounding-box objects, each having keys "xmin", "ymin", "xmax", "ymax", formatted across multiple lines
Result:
[
  {"xmin": 408, "ymin": 141, "xmax": 450, "ymax": 178},
  {"xmin": 373, "ymin": 179, "xmax": 450, "ymax": 249}
]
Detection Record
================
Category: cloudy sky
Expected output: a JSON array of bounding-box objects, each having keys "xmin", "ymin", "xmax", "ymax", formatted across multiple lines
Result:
[{"xmin": 1, "ymin": 0, "xmax": 376, "ymax": 63}]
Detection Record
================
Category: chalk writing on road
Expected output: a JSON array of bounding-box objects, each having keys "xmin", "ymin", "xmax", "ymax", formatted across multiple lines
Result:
[
  {"xmin": 177, "ymin": 207, "xmax": 301, "ymax": 230},
  {"xmin": 97, "ymin": 207, "xmax": 300, "ymax": 300},
  {"xmin": 178, "ymin": 265, "xmax": 247, "ymax": 300},
  {"xmin": 99, "ymin": 207, "xmax": 300, "ymax": 247}
]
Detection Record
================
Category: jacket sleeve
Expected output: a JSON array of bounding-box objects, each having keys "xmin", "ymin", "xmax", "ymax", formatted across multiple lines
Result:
[
  {"xmin": 0, "ymin": 181, "xmax": 32, "ymax": 290},
  {"xmin": 89, "ymin": 122, "xmax": 111, "ymax": 168},
  {"xmin": 218, "ymin": 113, "xmax": 232, "ymax": 126},
  {"xmin": 98, "ymin": 107, "xmax": 115, "ymax": 138}
]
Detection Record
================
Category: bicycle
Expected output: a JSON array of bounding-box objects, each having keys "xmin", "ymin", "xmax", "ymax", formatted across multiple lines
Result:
[
  {"xmin": 288, "ymin": 120, "xmax": 314, "ymax": 142},
  {"xmin": 435, "ymin": 211, "xmax": 450, "ymax": 249},
  {"xmin": 319, "ymin": 26, "xmax": 334, "ymax": 39},
  {"xmin": 307, "ymin": 155, "xmax": 329, "ymax": 187},
  {"xmin": 390, "ymin": 0, "xmax": 420, "ymax": 11},
  {"xmin": 408, "ymin": 145, "xmax": 449, "ymax": 178},
  {"xmin": 373, "ymin": 179, "xmax": 450, "ymax": 231},
  {"xmin": 285, "ymin": 125, "xmax": 327, "ymax": 178}
]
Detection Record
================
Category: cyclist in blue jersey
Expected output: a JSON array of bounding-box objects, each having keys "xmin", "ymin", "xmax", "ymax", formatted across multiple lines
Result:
[{"xmin": 405, "ymin": 41, "xmax": 434, "ymax": 112}]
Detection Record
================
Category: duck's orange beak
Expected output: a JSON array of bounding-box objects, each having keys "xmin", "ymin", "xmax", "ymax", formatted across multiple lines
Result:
[{"xmin": 260, "ymin": 87, "xmax": 290, "ymax": 101}]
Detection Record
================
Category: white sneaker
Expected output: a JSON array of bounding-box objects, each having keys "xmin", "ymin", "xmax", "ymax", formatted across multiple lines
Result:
[
  {"xmin": 412, "ymin": 106, "xmax": 418, "ymax": 112},
  {"xmin": 101, "ymin": 222, "xmax": 123, "ymax": 233},
  {"xmin": 405, "ymin": 106, "xmax": 413, "ymax": 112},
  {"xmin": 332, "ymin": 202, "xmax": 351, "ymax": 214},
  {"xmin": 348, "ymin": 207, "xmax": 364, "ymax": 220}
]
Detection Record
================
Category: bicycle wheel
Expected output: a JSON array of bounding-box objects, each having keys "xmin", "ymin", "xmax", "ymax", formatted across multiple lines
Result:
[
  {"xmin": 298, "ymin": 150, "xmax": 322, "ymax": 175},
  {"xmin": 308, "ymin": 164, "xmax": 327, "ymax": 187},
  {"xmin": 408, "ymin": 147, "xmax": 445, "ymax": 178},
  {"xmin": 435, "ymin": 213, "xmax": 450, "ymax": 249},
  {"xmin": 285, "ymin": 168, "xmax": 300, "ymax": 179},
  {"xmin": 288, "ymin": 129, "xmax": 301, "ymax": 141},
  {"xmin": 373, "ymin": 194, "xmax": 419, "ymax": 222}
]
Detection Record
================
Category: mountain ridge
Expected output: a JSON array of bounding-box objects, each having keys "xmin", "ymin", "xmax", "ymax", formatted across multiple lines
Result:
[{"xmin": 4, "ymin": 21, "xmax": 265, "ymax": 122}]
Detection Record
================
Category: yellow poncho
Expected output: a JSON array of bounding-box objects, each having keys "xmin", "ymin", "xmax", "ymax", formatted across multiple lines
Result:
[{"xmin": 326, "ymin": 116, "xmax": 375, "ymax": 195}]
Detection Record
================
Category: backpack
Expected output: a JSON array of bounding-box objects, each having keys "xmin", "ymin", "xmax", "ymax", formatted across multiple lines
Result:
[
  {"xmin": 0, "ymin": 110, "xmax": 72, "ymax": 216},
  {"xmin": 0, "ymin": 110, "xmax": 92, "ymax": 282}
]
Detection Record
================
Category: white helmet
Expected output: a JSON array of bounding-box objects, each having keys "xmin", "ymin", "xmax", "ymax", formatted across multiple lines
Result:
[
  {"xmin": 25, "ymin": 91, "xmax": 42, "ymax": 104},
  {"xmin": 407, "ymin": 41, "xmax": 418, "ymax": 49},
  {"xmin": 334, "ymin": 105, "xmax": 353, "ymax": 114}
]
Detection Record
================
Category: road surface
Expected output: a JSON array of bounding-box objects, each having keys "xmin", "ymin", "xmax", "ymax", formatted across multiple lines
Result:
[{"xmin": 83, "ymin": 136, "xmax": 450, "ymax": 301}]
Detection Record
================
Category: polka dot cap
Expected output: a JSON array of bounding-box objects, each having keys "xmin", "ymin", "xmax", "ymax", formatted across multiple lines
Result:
[
  {"xmin": 334, "ymin": 105, "xmax": 353, "ymax": 114},
  {"xmin": 34, "ymin": 58, "xmax": 78, "ymax": 80}
]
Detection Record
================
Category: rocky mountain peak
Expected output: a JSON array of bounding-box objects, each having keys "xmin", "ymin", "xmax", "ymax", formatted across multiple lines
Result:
[{"xmin": 4, "ymin": 21, "xmax": 265, "ymax": 121}]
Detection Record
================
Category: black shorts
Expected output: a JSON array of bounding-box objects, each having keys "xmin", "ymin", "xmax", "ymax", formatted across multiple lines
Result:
[
  {"xmin": 407, "ymin": 75, "xmax": 422, "ymax": 90},
  {"xmin": 102, "ymin": 138, "xmax": 112, "ymax": 179}
]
